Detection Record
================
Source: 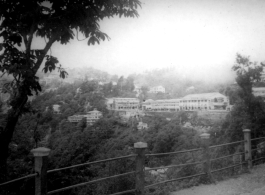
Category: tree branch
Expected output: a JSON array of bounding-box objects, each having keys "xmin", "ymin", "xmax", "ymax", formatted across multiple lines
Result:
[
  {"xmin": 33, "ymin": 34, "xmax": 58, "ymax": 74},
  {"xmin": 22, "ymin": 34, "xmax": 28, "ymax": 49}
]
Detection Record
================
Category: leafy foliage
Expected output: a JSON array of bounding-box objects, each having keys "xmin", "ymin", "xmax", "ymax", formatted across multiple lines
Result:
[
  {"xmin": 0, "ymin": 0, "xmax": 141, "ymax": 179},
  {"xmin": 221, "ymin": 54, "xmax": 265, "ymax": 141}
]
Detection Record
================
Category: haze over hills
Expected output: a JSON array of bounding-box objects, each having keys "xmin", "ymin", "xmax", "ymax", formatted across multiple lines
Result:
[{"xmin": 36, "ymin": 66, "xmax": 235, "ymax": 98}]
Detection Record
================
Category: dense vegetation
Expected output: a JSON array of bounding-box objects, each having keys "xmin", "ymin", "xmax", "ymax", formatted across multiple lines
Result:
[
  {"xmin": 0, "ymin": 0, "xmax": 141, "ymax": 180},
  {"xmin": 1, "ymin": 54, "xmax": 265, "ymax": 195}
]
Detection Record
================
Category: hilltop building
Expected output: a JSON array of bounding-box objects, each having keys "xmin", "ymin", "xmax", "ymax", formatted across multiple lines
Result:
[
  {"xmin": 106, "ymin": 98, "xmax": 140, "ymax": 111},
  {"xmin": 45, "ymin": 104, "xmax": 61, "ymax": 114},
  {"xmin": 52, "ymin": 104, "xmax": 61, "ymax": 114},
  {"xmin": 68, "ymin": 108, "xmax": 102, "ymax": 125},
  {"xmin": 142, "ymin": 99, "xmax": 180, "ymax": 111},
  {"xmin": 106, "ymin": 97, "xmax": 141, "ymax": 119},
  {"xmin": 142, "ymin": 92, "xmax": 230, "ymax": 111},
  {"xmin": 133, "ymin": 85, "xmax": 142, "ymax": 97},
  {"xmin": 252, "ymin": 87, "xmax": 265, "ymax": 99},
  {"xmin": 181, "ymin": 92, "xmax": 229, "ymax": 110},
  {"xmin": 260, "ymin": 71, "xmax": 265, "ymax": 82},
  {"xmin": 137, "ymin": 121, "xmax": 148, "ymax": 130},
  {"xmin": 149, "ymin": 86, "xmax": 166, "ymax": 93}
]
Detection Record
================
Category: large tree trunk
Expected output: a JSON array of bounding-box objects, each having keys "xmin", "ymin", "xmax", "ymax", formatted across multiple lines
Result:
[{"xmin": 0, "ymin": 91, "xmax": 28, "ymax": 182}]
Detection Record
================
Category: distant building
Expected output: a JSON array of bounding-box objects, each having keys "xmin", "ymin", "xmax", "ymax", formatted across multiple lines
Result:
[
  {"xmin": 76, "ymin": 87, "xmax": 82, "ymax": 94},
  {"xmin": 149, "ymin": 86, "xmax": 166, "ymax": 93},
  {"xmin": 260, "ymin": 71, "xmax": 265, "ymax": 82},
  {"xmin": 68, "ymin": 108, "xmax": 102, "ymax": 125},
  {"xmin": 106, "ymin": 98, "xmax": 140, "ymax": 111},
  {"xmin": 45, "ymin": 104, "xmax": 61, "ymax": 114},
  {"xmin": 142, "ymin": 99, "xmax": 180, "ymax": 111},
  {"xmin": 142, "ymin": 99, "xmax": 154, "ymax": 110},
  {"xmin": 142, "ymin": 92, "xmax": 230, "ymax": 111},
  {"xmin": 252, "ymin": 87, "xmax": 265, "ymax": 98},
  {"xmin": 186, "ymin": 86, "xmax": 195, "ymax": 92},
  {"xmin": 137, "ymin": 121, "xmax": 148, "ymax": 130},
  {"xmin": 53, "ymin": 104, "xmax": 61, "ymax": 114},
  {"xmin": 133, "ymin": 85, "xmax": 142, "ymax": 97},
  {"xmin": 181, "ymin": 92, "xmax": 229, "ymax": 111}
]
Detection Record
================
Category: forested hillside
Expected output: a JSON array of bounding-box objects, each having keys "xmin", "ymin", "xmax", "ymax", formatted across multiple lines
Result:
[
  {"xmin": 2, "ymin": 54, "xmax": 265, "ymax": 195},
  {"xmin": 0, "ymin": 67, "xmax": 231, "ymax": 195}
]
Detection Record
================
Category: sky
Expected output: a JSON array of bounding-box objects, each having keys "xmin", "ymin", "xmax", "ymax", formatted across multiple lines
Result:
[{"xmin": 36, "ymin": 0, "xmax": 265, "ymax": 82}]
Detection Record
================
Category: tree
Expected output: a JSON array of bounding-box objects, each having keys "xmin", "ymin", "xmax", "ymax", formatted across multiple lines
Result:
[
  {"xmin": 228, "ymin": 54, "xmax": 265, "ymax": 140},
  {"xmin": 0, "ymin": 0, "xmax": 141, "ymax": 179}
]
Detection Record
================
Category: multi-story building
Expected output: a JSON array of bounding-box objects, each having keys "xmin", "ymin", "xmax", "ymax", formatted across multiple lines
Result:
[
  {"xmin": 252, "ymin": 87, "xmax": 265, "ymax": 98},
  {"xmin": 68, "ymin": 108, "xmax": 102, "ymax": 125},
  {"xmin": 137, "ymin": 122, "xmax": 148, "ymax": 130},
  {"xmin": 133, "ymin": 85, "xmax": 142, "ymax": 97},
  {"xmin": 260, "ymin": 71, "xmax": 265, "ymax": 82},
  {"xmin": 149, "ymin": 86, "xmax": 166, "ymax": 93},
  {"xmin": 142, "ymin": 92, "xmax": 230, "ymax": 111},
  {"xmin": 180, "ymin": 93, "xmax": 229, "ymax": 110},
  {"xmin": 106, "ymin": 98, "xmax": 141, "ymax": 119},
  {"xmin": 142, "ymin": 99, "xmax": 180, "ymax": 111},
  {"xmin": 106, "ymin": 98, "xmax": 140, "ymax": 110}
]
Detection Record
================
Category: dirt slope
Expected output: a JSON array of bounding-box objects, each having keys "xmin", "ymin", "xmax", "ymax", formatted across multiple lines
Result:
[{"xmin": 170, "ymin": 164, "xmax": 265, "ymax": 195}]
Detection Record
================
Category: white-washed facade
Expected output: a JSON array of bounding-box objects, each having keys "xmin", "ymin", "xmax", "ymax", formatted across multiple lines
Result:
[
  {"xmin": 252, "ymin": 87, "xmax": 265, "ymax": 98},
  {"xmin": 68, "ymin": 109, "xmax": 102, "ymax": 125},
  {"xmin": 106, "ymin": 98, "xmax": 140, "ymax": 111},
  {"xmin": 149, "ymin": 86, "xmax": 166, "ymax": 93},
  {"xmin": 142, "ymin": 93, "xmax": 230, "ymax": 111},
  {"xmin": 142, "ymin": 99, "xmax": 180, "ymax": 111}
]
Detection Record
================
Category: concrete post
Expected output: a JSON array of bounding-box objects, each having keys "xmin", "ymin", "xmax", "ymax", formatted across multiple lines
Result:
[
  {"xmin": 200, "ymin": 133, "xmax": 215, "ymax": 184},
  {"xmin": 134, "ymin": 142, "xmax": 147, "ymax": 195},
  {"xmin": 31, "ymin": 147, "xmax": 50, "ymax": 195},
  {"xmin": 243, "ymin": 129, "xmax": 252, "ymax": 169}
]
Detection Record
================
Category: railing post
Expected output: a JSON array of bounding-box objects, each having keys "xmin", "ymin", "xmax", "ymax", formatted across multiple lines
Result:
[
  {"xmin": 243, "ymin": 129, "xmax": 252, "ymax": 169},
  {"xmin": 31, "ymin": 147, "xmax": 51, "ymax": 195},
  {"xmin": 134, "ymin": 142, "xmax": 147, "ymax": 195},
  {"xmin": 200, "ymin": 133, "xmax": 215, "ymax": 184}
]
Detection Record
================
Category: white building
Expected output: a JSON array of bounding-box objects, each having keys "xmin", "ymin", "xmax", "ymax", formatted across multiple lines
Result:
[
  {"xmin": 137, "ymin": 121, "xmax": 148, "ymax": 130},
  {"xmin": 133, "ymin": 85, "xmax": 142, "ymax": 97},
  {"xmin": 45, "ymin": 104, "xmax": 61, "ymax": 114},
  {"xmin": 142, "ymin": 99, "xmax": 180, "ymax": 111},
  {"xmin": 149, "ymin": 86, "xmax": 166, "ymax": 93},
  {"xmin": 106, "ymin": 98, "xmax": 140, "ymax": 111},
  {"xmin": 260, "ymin": 71, "xmax": 265, "ymax": 82},
  {"xmin": 53, "ymin": 104, "xmax": 61, "ymax": 114},
  {"xmin": 142, "ymin": 92, "xmax": 230, "ymax": 111},
  {"xmin": 68, "ymin": 108, "xmax": 102, "ymax": 125},
  {"xmin": 252, "ymin": 87, "xmax": 265, "ymax": 98},
  {"xmin": 180, "ymin": 92, "xmax": 229, "ymax": 111}
]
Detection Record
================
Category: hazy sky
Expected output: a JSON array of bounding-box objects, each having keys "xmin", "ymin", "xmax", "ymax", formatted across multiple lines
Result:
[{"xmin": 36, "ymin": 0, "xmax": 265, "ymax": 81}]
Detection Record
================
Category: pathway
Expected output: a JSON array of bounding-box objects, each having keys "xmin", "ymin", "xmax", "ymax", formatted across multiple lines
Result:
[{"xmin": 170, "ymin": 164, "xmax": 265, "ymax": 195}]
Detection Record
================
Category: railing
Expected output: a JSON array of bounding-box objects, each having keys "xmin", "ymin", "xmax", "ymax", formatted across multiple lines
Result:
[{"xmin": 1, "ymin": 129, "xmax": 264, "ymax": 195}]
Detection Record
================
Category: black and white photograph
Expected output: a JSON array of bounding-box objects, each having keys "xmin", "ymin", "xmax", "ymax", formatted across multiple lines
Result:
[{"xmin": 1, "ymin": 0, "xmax": 265, "ymax": 194}]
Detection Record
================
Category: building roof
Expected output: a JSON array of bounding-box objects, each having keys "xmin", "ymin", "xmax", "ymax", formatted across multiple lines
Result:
[
  {"xmin": 151, "ymin": 85, "xmax": 164, "ymax": 88},
  {"xmin": 53, "ymin": 104, "xmax": 60, "ymax": 112},
  {"xmin": 88, "ymin": 108, "xmax": 102, "ymax": 114},
  {"xmin": 144, "ymin": 99, "xmax": 154, "ymax": 102},
  {"xmin": 253, "ymin": 87, "xmax": 265, "ymax": 91},
  {"xmin": 183, "ymin": 92, "xmax": 226, "ymax": 100}
]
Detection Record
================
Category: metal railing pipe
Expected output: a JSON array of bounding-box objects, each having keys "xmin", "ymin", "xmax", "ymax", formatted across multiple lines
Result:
[
  {"xmin": 146, "ymin": 148, "xmax": 202, "ymax": 157},
  {"xmin": 144, "ymin": 172, "xmax": 206, "ymax": 189},
  {"xmin": 0, "ymin": 173, "xmax": 37, "ymax": 187},
  {"xmin": 210, "ymin": 140, "xmax": 245, "ymax": 149},
  {"xmin": 48, "ymin": 171, "xmax": 135, "ymax": 194},
  {"xmin": 48, "ymin": 154, "xmax": 136, "ymax": 173}
]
